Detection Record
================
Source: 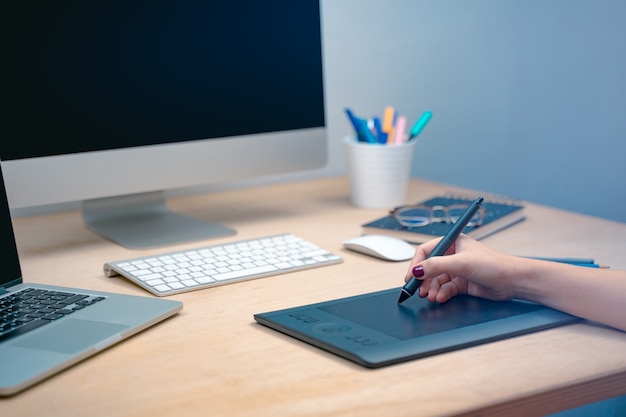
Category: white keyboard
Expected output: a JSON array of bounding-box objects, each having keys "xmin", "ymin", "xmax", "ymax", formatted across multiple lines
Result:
[{"xmin": 103, "ymin": 234, "xmax": 342, "ymax": 296}]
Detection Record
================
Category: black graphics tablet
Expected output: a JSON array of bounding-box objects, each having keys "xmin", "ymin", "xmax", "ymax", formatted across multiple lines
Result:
[{"xmin": 254, "ymin": 288, "xmax": 579, "ymax": 368}]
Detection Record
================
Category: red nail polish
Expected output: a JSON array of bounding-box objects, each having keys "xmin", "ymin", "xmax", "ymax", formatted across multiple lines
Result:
[{"xmin": 412, "ymin": 265, "xmax": 424, "ymax": 277}]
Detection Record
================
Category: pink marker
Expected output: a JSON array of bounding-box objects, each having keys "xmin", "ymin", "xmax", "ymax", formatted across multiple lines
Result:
[{"xmin": 393, "ymin": 115, "xmax": 407, "ymax": 144}]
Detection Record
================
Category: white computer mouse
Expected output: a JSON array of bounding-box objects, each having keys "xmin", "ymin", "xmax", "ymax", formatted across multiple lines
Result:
[{"xmin": 342, "ymin": 235, "xmax": 415, "ymax": 262}]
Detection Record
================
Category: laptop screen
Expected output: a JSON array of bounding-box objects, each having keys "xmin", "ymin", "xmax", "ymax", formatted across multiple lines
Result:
[{"xmin": 0, "ymin": 164, "xmax": 24, "ymax": 289}]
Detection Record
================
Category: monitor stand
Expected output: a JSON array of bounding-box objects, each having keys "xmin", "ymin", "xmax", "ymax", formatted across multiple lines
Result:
[{"xmin": 82, "ymin": 191, "xmax": 236, "ymax": 249}]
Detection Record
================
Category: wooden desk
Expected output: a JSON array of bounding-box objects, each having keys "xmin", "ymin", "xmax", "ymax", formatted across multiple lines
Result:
[{"xmin": 3, "ymin": 177, "xmax": 626, "ymax": 416}]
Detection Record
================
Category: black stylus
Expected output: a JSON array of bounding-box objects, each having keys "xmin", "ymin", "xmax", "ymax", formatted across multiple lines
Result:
[{"xmin": 397, "ymin": 196, "xmax": 484, "ymax": 304}]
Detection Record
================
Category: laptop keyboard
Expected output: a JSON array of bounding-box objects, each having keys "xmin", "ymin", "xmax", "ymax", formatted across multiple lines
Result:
[
  {"xmin": 104, "ymin": 233, "xmax": 342, "ymax": 296},
  {"xmin": 0, "ymin": 288, "xmax": 105, "ymax": 343}
]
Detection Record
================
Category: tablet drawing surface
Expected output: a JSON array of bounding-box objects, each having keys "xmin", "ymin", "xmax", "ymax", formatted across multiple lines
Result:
[{"xmin": 254, "ymin": 288, "xmax": 579, "ymax": 368}]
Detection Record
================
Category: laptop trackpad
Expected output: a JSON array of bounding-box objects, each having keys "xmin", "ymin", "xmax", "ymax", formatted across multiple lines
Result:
[{"xmin": 13, "ymin": 319, "xmax": 129, "ymax": 354}]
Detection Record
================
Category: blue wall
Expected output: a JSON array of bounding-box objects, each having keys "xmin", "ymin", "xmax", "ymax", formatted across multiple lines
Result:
[{"xmin": 323, "ymin": 0, "xmax": 626, "ymax": 223}]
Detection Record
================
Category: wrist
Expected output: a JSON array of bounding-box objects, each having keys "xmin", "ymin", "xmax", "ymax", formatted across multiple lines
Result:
[{"xmin": 510, "ymin": 257, "xmax": 561, "ymax": 304}]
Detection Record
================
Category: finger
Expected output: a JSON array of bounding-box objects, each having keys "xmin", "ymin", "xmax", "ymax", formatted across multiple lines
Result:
[
  {"xmin": 405, "ymin": 237, "xmax": 444, "ymax": 280},
  {"xmin": 434, "ymin": 279, "xmax": 463, "ymax": 303},
  {"xmin": 425, "ymin": 273, "xmax": 449, "ymax": 302},
  {"xmin": 416, "ymin": 278, "xmax": 431, "ymax": 298},
  {"xmin": 419, "ymin": 252, "xmax": 469, "ymax": 283}
]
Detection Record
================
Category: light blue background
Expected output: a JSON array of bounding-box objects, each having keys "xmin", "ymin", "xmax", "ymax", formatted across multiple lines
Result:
[
  {"xmin": 321, "ymin": 0, "xmax": 626, "ymax": 223},
  {"xmin": 12, "ymin": 0, "xmax": 626, "ymax": 225}
]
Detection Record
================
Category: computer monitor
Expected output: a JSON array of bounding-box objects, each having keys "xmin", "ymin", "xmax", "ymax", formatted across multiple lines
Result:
[{"xmin": 2, "ymin": 1, "xmax": 327, "ymax": 249}]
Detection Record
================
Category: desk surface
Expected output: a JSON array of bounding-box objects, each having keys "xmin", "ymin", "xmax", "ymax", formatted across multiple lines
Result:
[{"xmin": 3, "ymin": 177, "xmax": 626, "ymax": 417}]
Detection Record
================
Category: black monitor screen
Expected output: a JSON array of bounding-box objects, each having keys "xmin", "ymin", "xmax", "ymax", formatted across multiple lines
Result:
[{"xmin": 3, "ymin": 1, "xmax": 325, "ymax": 160}]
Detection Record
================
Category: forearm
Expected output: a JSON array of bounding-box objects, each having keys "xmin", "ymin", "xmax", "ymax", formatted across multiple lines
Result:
[{"xmin": 513, "ymin": 259, "xmax": 626, "ymax": 332}]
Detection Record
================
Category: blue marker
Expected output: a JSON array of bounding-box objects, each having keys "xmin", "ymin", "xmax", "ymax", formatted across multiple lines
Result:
[
  {"xmin": 344, "ymin": 108, "xmax": 376, "ymax": 144},
  {"xmin": 359, "ymin": 118, "xmax": 377, "ymax": 144},
  {"xmin": 372, "ymin": 117, "xmax": 387, "ymax": 144},
  {"xmin": 344, "ymin": 108, "xmax": 365, "ymax": 142},
  {"xmin": 408, "ymin": 111, "xmax": 433, "ymax": 141},
  {"xmin": 524, "ymin": 256, "xmax": 608, "ymax": 268}
]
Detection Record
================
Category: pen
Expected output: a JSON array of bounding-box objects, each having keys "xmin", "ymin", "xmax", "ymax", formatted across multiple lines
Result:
[
  {"xmin": 408, "ymin": 111, "xmax": 432, "ymax": 141},
  {"xmin": 345, "ymin": 108, "xmax": 377, "ymax": 144},
  {"xmin": 393, "ymin": 115, "xmax": 407, "ymax": 144},
  {"xmin": 524, "ymin": 256, "xmax": 608, "ymax": 268},
  {"xmin": 398, "ymin": 196, "xmax": 484, "ymax": 304},
  {"xmin": 524, "ymin": 256, "xmax": 594, "ymax": 264},
  {"xmin": 373, "ymin": 117, "xmax": 387, "ymax": 144},
  {"xmin": 574, "ymin": 263, "xmax": 609, "ymax": 269},
  {"xmin": 382, "ymin": 106, "xmax": 395, "ymax": 144},
  {"xmin": 344, "ymin": 108, "xmax": 363, "ymax": 140}
]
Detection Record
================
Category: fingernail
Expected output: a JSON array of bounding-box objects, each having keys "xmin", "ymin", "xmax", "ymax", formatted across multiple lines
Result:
[{"xmin": 412, "ymin": 265, "xmax": 424, "ymax": 278}]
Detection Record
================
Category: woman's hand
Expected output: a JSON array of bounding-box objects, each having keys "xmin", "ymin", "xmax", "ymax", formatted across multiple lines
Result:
[
  {"xmin": 405, "ymin": 234, "xmax": 521, "ymax": 303},
  {"xmin": 404, "ymin": 234, "xmax": 626, "ymax": 332}
]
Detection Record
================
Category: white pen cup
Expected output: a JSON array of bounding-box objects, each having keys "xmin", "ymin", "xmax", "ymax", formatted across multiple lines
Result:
[{"xmin": 344, "ymin": 136, "xmax": 416, "ymax": 209}]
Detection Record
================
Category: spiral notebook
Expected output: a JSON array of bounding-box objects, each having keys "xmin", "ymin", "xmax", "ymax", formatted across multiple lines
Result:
[{"xmin": 362, "ymin": 194, "xmax": 525, "ymax": 244}]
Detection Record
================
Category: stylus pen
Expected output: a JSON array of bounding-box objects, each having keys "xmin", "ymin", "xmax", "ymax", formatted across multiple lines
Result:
[{"xmin": 397, "ymin": 196, "xmax": 484, "ymax": 304}]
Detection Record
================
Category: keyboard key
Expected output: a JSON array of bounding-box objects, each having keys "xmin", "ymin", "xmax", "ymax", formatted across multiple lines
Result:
[
  {"xmin": 1, "ymin": 288, "xmax": 108, "ymax": 340},
  {"xmin": 0, "ymin": 319, "xmax": 50, "ymax": 343}
]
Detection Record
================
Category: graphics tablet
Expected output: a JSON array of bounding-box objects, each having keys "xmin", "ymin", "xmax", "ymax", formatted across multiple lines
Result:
[{"xmin": 254, "ymin": 288, "xmax": 579, "ymax": 368}]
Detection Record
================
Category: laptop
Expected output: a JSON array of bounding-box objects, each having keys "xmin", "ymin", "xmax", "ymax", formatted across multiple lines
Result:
[{"xmin": 0, "ymin": 164, "xmax": 183, "ymax": 396}]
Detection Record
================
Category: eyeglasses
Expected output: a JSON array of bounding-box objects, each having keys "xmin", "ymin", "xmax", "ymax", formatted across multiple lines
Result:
[{"xmin": 390, "ymin": 204, "xmax": 487, "ymax": 228}]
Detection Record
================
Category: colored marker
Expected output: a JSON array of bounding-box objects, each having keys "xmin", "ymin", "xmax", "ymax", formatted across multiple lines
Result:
[
  {"xmin": 344, "ymin": 108, "xmax": 376, "ymax": 144},
  {"xmin": 359, "ymin": 119, "xmax": 377, "ymax": 144},
  {"xmin": 382, "ymin": 106, "xmax": 395, "ymax": 144},
  {"xmin": 373, "ymin": 117, "xmax": 387, "ymax": 144},
  {"xmin": 344, "ymin": 108, "xmax": 364, "ymax": 141},
  {"xmin": 524, "ymin": 256, "xmax": 609, "ymax": 268},
  {"xmin": 393, "ymin": 115, "xmax": 407, "ymax": 144},
  {"xmin": 408, "ymin": 111, "xmax": 432, "ymax": 141},
  {"xmin": 525, "ymin": 256, "xmax": 596, "ymax": 264}
]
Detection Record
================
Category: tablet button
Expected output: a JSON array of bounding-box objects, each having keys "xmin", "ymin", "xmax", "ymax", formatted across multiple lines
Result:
[
  {"xmin": 312, "ymin": 323, "xmax": 351, "ymax": 334},
  {"xmin": 289, "ymin": 313, "xmax": 319, "ymax": 323},
  {"xmin": 346, "ymin": 335, "xmax": 378, "ymax": 346},
  {"xmin": 303, "ymin": 317, "xmax": 319, "ymax": 323}
]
